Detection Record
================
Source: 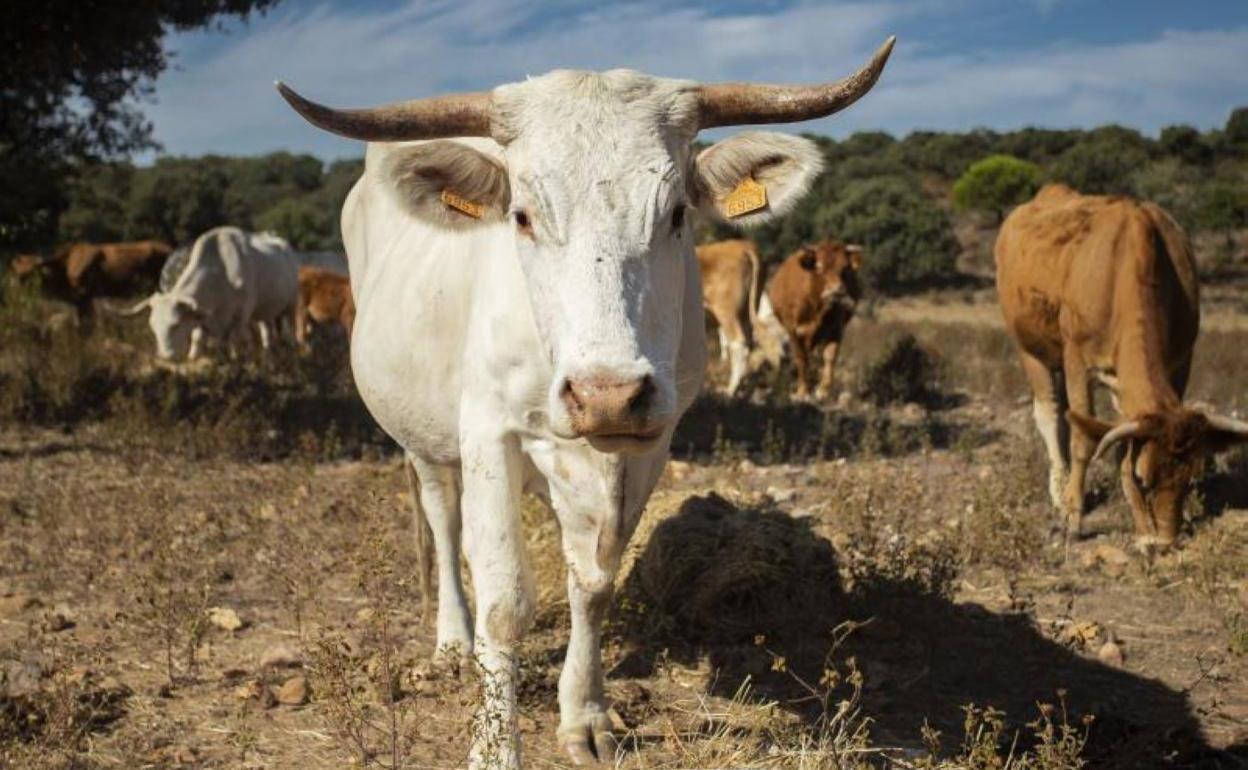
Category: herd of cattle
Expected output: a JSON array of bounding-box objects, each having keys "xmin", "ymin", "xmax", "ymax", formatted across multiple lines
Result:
[
  {"xmin": 5, "ymin": 36, "xmax": 1247, "ymax": 769},
  {"xmin": 11, "ymin": 227, "xmax": 355, "ymax": 356}
]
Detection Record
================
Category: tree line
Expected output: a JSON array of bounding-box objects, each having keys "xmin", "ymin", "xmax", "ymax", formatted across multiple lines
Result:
[{"xmin": 13, "ymin": 109, "xmax": 1248, "ymax": 296}]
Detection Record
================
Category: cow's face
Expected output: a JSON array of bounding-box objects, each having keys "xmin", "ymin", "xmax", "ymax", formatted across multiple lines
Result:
[
  {"xmin": 797, "ymin": 240, "xmax": 863, "ymax": 310},
  {"xmin": 147, "ymin": 294, "xmax": 203, "ymax": 361},
  {"xmin": 1071, "ymin": 409, "xmax": 1248, "ymax": 547},
  {"xmin": 375, "ymin": 74, "xmax": 823, "ymax": 452}
]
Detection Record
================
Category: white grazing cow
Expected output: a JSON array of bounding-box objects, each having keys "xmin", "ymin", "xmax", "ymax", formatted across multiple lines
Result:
[
  {"xmin": 126, "ymin": 226, "xmax": 303, "ymax": 360},
  {"xmin": 278, "ymin": 38, "xmax": 894, "ymax": 769}
]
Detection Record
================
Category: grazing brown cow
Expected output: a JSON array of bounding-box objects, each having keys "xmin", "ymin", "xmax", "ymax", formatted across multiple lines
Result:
[
  {"xmin": 295, "ymin": 266, "xmax": 355, "ymax": 349},
  {"xmin": 696, "ymin": 239, "xmax": 760, "ymax": 394},
  {"xmin": 997, "ymin": 184, "xmax": 1248, "ymax": 549},
  {"xmin": 765, "ymin": 240, "xmax": 863, "ymax": 400},
  {"xmin": 12, "ymin": 240, "xmax": 172, "ymax": 318}
]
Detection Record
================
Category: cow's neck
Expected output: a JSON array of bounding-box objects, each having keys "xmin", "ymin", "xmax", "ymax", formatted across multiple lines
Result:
[{"xmin": 1113, "ymin": 250, "xmax": 1182, "ymax": 418}]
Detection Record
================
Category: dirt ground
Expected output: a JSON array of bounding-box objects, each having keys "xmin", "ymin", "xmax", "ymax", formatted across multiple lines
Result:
[{"xmin": 1, "ymin": 293, "xmax": 1246, "ymax": 769}]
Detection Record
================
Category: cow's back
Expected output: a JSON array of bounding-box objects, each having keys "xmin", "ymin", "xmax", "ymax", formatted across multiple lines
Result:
[
  {"xmin": 696, "ymin": 240, "xmax": 756, "ymax": 316},
  {"xmin": 766, "ymin": 252, "xmax": 819, "ymax": 331},
  {"xmin": 996, "ymin": 185, "xmax": 1199, "ymax": 370}
]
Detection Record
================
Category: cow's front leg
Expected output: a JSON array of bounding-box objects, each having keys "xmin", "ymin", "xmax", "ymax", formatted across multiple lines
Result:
[
  {"xmin": 558, "ymin": 572, "xmax": 616, "ymax": 765},
  {"xmin": 461, "ymin": 437, "xmax": 534, "ymax": 770},
  {"xmin": 814, "ymin": 339, "xmax": 841, "ymax": 401}
]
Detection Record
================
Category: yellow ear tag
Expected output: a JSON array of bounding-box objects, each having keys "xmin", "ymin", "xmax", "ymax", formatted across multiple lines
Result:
[
  {"xmin": 441, "ymin": 189, "xmax": 485, "ymax": 219},
  {"xmin": 720, "ymin": 177, "xmax": 768, "ymax": 218}
]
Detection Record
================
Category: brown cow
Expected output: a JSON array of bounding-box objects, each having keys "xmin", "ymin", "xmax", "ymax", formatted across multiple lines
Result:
[
  {"xmin": 295, "ymin": 266, "xmax": 355, "ymax": 349},
  {"xmin": 12, "ymin": 240, "xmax": 172, "ymax": 317},
  {"xmin": 696, "ymin": 239, "xmax": 760, "ymax": 394},
  {"xmin": 997, "ymin": 184, "xmax": 1248, "ymax": 549},
  {"xmin": 765, "ymin": 240, "xmax": 863, "ymax": 400}
]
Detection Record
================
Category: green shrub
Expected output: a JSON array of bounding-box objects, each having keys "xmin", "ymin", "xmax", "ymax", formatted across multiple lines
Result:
[{"xmin": 953, "ymin": 154, "xmax": 1042, "ymax": 222}]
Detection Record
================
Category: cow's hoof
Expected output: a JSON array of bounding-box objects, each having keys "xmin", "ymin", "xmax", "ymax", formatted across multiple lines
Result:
[
  {"xmin": 559, "ymin": 714, "xmax": 617, "ymax": 766},
  {"xmin": 1132, "ymin": 535, "xmax": 1175, "ymax": 555}
]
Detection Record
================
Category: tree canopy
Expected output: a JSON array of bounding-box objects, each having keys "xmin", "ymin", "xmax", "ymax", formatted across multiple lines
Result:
[
  {"xmin": 0, "ymin": 0, "xmax": 280, "ymax": 251},
  {"xmin": 953, "ymin": 155, "xmax": 1043, "ymax": 222}
]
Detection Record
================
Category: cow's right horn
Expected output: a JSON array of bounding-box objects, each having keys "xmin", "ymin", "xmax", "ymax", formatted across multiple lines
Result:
[
  {"xmin": 276, "ymin": 82, "xmax": 493, "ymax": 141},
  {"xmin": 1091, "ymin": 420, "xmax": 1144, "ymax": 462}
]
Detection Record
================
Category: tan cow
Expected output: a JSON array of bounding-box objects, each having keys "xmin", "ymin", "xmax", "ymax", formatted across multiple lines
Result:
[
  {"xmin": 997, "ymin": 184, "xmax": 1248, "ymax": 548},
  {"xmin": 295, "ymin": 266, "xmax": 355, "ymax": 349},
  {"xmin": 12, "ymin": 240, "xmax": 172, "ymax": 318},
  {"xmin": 765, "ymin": 240, "xmax": 863, "ymax": 400},
  {"xmin": 696, "ymin": 239, "xmax": 761, "ymax": 394}
]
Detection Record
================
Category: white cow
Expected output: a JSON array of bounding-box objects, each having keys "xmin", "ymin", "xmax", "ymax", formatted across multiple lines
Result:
[
  {"xmin": 278, "ymin": 38, "xmax": 893, "ymax": 769},
  {"xmin": 126, "ymin": 226, "xmax": 303, "ymax": 360}
]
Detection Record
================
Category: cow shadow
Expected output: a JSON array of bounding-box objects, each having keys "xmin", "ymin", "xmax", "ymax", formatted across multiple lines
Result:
[
  {"xmin": 609, "ymin": 494, "xmax": 1235, "ymax": 768},
  {"xmin": 671, "ymin": 394, "xmax": 998, "ymax": 465},
  {"xmin": 1195, "ymin": 447, "xmax": 1248, "ymax": 518}
]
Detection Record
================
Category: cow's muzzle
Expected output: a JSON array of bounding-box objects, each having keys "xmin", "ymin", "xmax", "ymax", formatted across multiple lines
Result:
[{"xmin": 560, "ymin": 375, "xmax": 663, "ymax": 450}]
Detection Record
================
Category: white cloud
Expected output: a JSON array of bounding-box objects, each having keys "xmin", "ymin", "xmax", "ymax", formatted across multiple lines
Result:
[{"xmin": 143, "ymin": 0, "xmax": 1248, "ymax": 160}]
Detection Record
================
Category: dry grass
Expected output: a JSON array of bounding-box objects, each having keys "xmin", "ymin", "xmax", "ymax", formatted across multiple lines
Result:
[{"xmin": 0, "ymin": 285, "xmax": 1245, "ymax": 768}]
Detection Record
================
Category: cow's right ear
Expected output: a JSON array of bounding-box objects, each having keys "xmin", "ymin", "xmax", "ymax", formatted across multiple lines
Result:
[{"xmin": 379, "ymin": 141, "xmax": 510, "ymax": 231}]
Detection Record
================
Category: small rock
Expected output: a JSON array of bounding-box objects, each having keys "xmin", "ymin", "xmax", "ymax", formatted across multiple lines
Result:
[
  {"xmin": 900, "ymin": 402, "xmax": 926, "ymax": 421},
  {"xmin": 207, "ymin": 606, "xmax": 245, "ymax": 632},
  {"xmin": 275, "ymin": 675, "xmax": 309, "ymax": 706},
  {"xmin": 234, "ymin": 679, "xmax": 273, "ymax": 707},
  {"xmin": 1098, "ymin": 634, "xmax": 1124, "ymax": 667},
  {"xmin": 259, "ymin": 644, "xmax": 302, "ymax": 670},
  {"xmin": 835, "ymin": 391, "xmax": 853, "ymax": 409},
  {"xmin": 258, "ymin": 503, "xmax": 278, "ymax": 520},
  {"xmin": 1087, "ymin": 543, "xmax": 1131, "ymax": 577},
  {"xmin": 43, "ymin": 604, "xmax": 76, "ymax": 632},
  {"xmin": 1, "ymin": 659, "xmax": 44, "ymax": 696}
]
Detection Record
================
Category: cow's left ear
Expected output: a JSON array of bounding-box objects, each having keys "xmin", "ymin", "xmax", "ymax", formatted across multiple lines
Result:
[
  {"xmin": 846, "ymin": 244, "xmax": 865, "ymax": 271},
  {"xmin": 692, "ymin": 132, "xmax": 822, "ymax": 228}
]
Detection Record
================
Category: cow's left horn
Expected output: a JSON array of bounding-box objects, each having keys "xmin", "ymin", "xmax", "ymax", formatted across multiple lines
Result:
[
  {"xmin": 1204, "ymin": 412, "xmax": 1248, "ymax": 439},
  {"xmin": 696, "ymin": 36, "xmax": 896, "ymax": 129},
  {"xmin": 275, "ymin": 82, "xmax": 493, "ymax": 141}
]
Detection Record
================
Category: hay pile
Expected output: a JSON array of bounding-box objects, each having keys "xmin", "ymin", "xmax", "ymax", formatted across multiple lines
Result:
[{"xmin": 616, "ymin": 492, "xmax": 842, "ymax": 645}]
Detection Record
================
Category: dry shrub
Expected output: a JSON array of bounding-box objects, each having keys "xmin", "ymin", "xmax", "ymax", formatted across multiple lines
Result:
[
  {"xmin": 0, "ymin": 636, "xmax": 129, "ymax": 770},
  {"xmin": 858, "ymin": 333, "xmax": 944, "ymax": 407},
  {"xmin": 616, "ymin": 493, "xmax": 841, "ymax": 645}
]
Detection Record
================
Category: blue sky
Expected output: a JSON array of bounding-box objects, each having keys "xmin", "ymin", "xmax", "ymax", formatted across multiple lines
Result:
[{"xmin": 144, "ymin": 0, "xmax": 1248, "ymax": 160}]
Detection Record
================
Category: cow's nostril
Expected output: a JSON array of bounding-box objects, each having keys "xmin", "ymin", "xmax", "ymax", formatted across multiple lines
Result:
[
  {"xmin": 561, "ymin": 378, "xmax": 584, "ymax": 412},
  {"xmin": 628, "ymin": 375, "xmax": 655, "ymax": 414}
]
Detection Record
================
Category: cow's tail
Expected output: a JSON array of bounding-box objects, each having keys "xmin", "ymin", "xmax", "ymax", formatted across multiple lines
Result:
[
  {"xmin": 745, "ymin": 242, "xmax": 762, "ymax": 348},
  {"xmin": 404, "ymin": 455, "xmax": 436, "ymax": 625}
]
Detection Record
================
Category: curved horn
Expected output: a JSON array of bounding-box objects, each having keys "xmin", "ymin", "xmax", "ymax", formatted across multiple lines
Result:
[
  {"xmin": 1203, "ymin": 412, "xmax": 1248, "ymax": 439},
  {"xmin": 1091, "ymin": 420, "xmax": 1144, "ymax": 463},
  {"xmin": 696, "ymin": 36, "xmax": 896, "ymax": 129},
  {"xmin": 115, "ymin": 296, "xmax": 153, "ymax": 317},
  {"xmin": 275, "ymin": 81, "xmax": 492, "ymax": 142}
]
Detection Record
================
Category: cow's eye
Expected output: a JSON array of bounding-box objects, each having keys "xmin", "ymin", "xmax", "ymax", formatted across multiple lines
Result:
[
  {"xmin": 671, "ymin": 203, "xmax": 687, "ymax": 231},
  {"xmin": 513, "ymin": 209, "xmax": 532, "ymax": 234}
]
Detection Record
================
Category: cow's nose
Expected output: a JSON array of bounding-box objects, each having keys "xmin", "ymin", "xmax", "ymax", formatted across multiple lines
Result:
[{"xmin": 561, "ymin": 375, "xmax": 656, "ymax": 436}]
